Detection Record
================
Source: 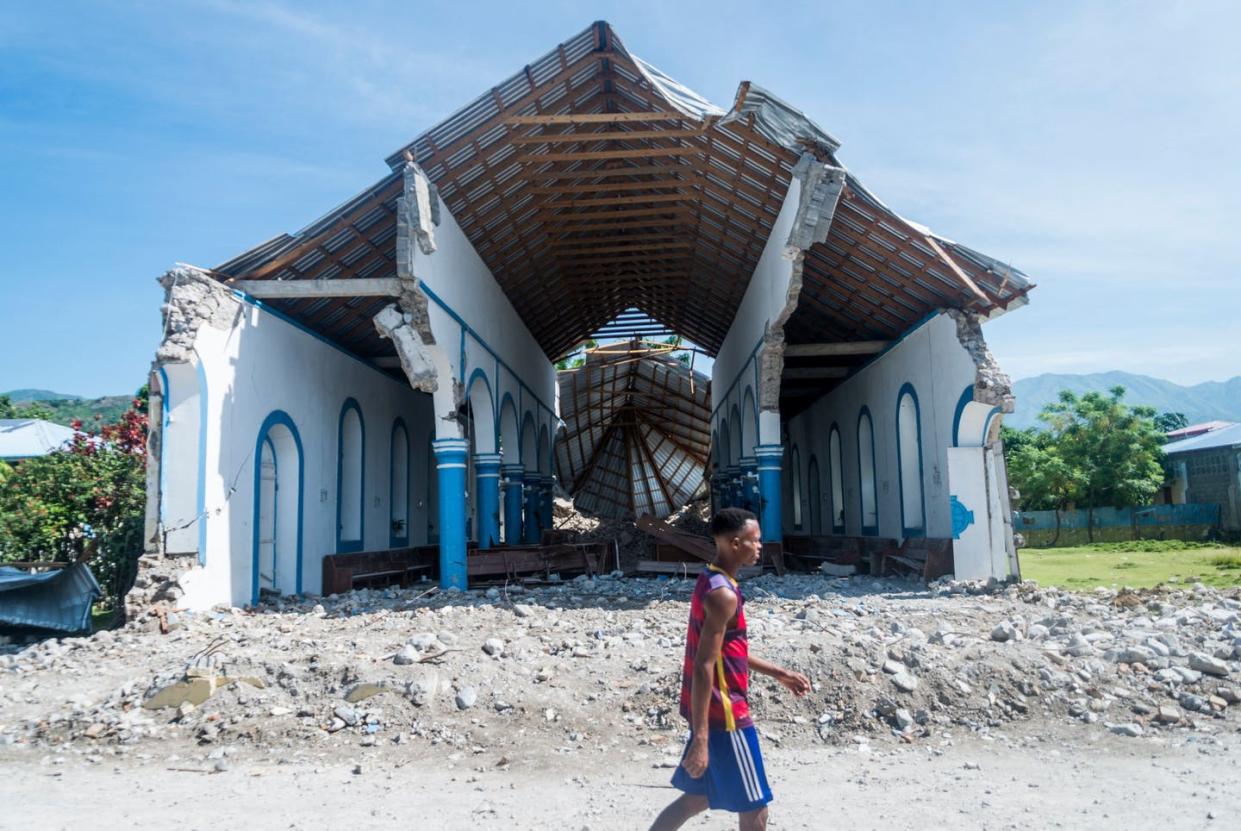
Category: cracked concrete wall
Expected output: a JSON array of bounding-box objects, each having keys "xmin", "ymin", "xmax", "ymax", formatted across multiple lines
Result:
[
  {"xmin": 946, "ymin": 308, "xmax": 1015, "ymax": 415},
  {"xmin": 759, "ymin": 157, "xmax": 847, "ymax": 413},
  {"xmin": 155, "ymin": 266, "xmax": 243, "ymax": 365},
  {"xmin": 146, "ymin": 262, "xmax": 438, "ymax": 609},
  {"xmin": 711, "ymin": 155, "xmax": 845, "ymax": 448},
  {"xmin": 396, "ymin": 160, "xmax": 440, "ymax": 260},
  {"xmin": 406, "ymin": 179, "xmax": 558, "ymax": 447}
]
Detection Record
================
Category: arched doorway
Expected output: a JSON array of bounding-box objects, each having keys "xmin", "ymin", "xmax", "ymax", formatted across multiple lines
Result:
[
  {"xmin": 252, "ymin": 412, "xmax": 303, "ymax": 604},
  {"xmin": 390, "ymin": 419, "xmax": 409, "ymax": 547},
  {"xmin": 337, "ymin": 398, "xmax": 365, "ymax": 553},
  {"xmin": 858, "ymin": 407, "xmax": 878, "ymax": 534},
  {"xmin": 897, "ymin": 385, "xmax": 925, "ymax": 536},
  {"xmin": 807, "ymin": 455, "xmax": 822, "ymax": 534}
]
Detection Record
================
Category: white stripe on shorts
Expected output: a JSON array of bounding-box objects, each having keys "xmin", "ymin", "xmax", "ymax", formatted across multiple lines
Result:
[{"xmin": 730, "ymin": 730, "xmax": 760, "ymax": 802}]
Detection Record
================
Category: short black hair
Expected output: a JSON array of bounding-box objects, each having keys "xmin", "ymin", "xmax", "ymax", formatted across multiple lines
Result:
[{"xmin": 710, "ymin": 507, "xmax": 757, "ymax": 538}]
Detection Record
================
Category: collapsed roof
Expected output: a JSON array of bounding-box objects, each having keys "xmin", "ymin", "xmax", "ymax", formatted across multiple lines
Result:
[
  {"xmin": 555, "ymin": 343, "xmax": 709, "ymax": 519},
  {"xmin": 211, "ymin": 21, "xmax": 1032, "ymax": 394}
]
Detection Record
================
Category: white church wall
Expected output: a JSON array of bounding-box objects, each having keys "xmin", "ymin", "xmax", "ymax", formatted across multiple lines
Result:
[
  {"xmin": 412, "ymin": 193, "xmax": 557, "ymax": 466},
  {"xmin": 783, "ymin": 312, "xmax": 979, "ymax": 541},
  {"xmin": 711, "ymin": 176, "xmax": 803, "ymax": 452},
  {"xmin": 161, "ymin": 290, "xmax": 435, "ymax": 610}
]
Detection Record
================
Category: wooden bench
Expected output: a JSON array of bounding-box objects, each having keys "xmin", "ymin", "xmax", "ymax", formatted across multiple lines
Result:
[
  {"xmin": 879, "ymin": 538, "xmax": 954, "ymax": 581},
  {"xmin": 783, "ymin": 535, "xmax": 899, "ymax": 574},
  {"xmin": 322, "ymin": 546, "xmax": 439, "ymax": 596}
]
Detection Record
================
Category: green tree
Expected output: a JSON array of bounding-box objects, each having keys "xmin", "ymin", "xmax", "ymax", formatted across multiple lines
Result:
[
  {"xmin": 1155, "ymin": 411, "xmax": 1189, "ymax": 433},
  {"xmin": 1043, "ymin": 387, "xmax": 1165, "ymax": 540},
  {"xmin": 0, "ymin": 394, "xmax": 54, "ymax": 421},
  {"xmin": 1002, "ymin": 425, "xmax": 1085, "ymax": 544},
  {"xmin": 0, "ymin": 399, "xmax": 148, "ymax": 618}
]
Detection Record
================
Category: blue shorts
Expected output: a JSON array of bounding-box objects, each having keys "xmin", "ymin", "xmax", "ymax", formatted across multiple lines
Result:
[{"xmin": 670, "ymin": 726, "xmax": 772, "ymax": 813}]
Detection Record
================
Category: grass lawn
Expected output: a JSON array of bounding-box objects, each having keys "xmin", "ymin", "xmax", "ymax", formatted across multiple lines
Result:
[{"xmin": 1020, "ymin": 540, "xmax": 1241, "ymax": 591}]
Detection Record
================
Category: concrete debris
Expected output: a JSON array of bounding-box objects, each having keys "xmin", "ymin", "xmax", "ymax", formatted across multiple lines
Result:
[
  {"xmin": 2, "ymin": 575, "xmax": 1240, "ymax": 764},
  {"xmin": 155, "ymin": 266, "xmax": 241, "ymax": 365}
]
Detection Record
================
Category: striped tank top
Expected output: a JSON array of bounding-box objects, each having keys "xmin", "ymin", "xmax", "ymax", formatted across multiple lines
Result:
[{"xmin": 679, "ymin": 565, "xmax": 751, "ymax": 731}]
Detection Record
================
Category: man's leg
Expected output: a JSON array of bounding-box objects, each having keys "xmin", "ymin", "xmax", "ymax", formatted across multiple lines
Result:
[
  {"xmin": 738, "ymin": 806, "xmax": 768, "ymax": 831},
  {"xmin": 649, "ymin": 793, "xmax": 709, "ymax": 831}
]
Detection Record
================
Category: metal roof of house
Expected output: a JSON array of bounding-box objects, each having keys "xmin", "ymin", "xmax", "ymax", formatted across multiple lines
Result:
[
  {"xmin": 1166, "ymin": 420, "xmax": 1236, "ymax": 441},
  {"xmin": 1164, "ymin": 422, "xmax": 1241, "ymax": 455},
  {"xmin": 0, "ymin": 419, "xmax": 75, "ymax": 460},
  {"xmin": 210, "ymin": 20, "xmax": 1033, "ymax": 390}
]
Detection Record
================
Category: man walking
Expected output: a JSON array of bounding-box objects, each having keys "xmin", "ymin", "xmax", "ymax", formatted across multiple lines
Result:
[{"xmin": 649, "ymin": 507, "xmax": 810, "ymax": 831}]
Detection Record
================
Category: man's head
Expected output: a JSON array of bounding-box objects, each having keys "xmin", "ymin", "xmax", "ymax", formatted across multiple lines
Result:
[{"xmin": 709, "ymin": 507, "xmax": 762, "ymax": 569}]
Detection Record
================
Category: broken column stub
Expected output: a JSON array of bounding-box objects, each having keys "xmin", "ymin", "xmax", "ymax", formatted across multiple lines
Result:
[
  {"xmin": 155, "ymin": 266, "xmax": 241, "ymax": 365},
  {"xmin": 396, "ymin": 161, "xmax": 440, "ymax": 264},
  {"xmin": 758, "ymin": 155, "xmax": 848, "ymax": 412},
  {"xmin": 946, "ymin": 308, "xmax": 1014, "ymax": 413},
  {"xmin": 373, "ymin": 305, "xmax": 439, "ymax": 394}
]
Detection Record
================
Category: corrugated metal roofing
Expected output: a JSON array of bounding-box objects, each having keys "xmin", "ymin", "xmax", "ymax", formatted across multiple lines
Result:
[
  {"xmin": 1164, "ymin": 423, "xmax": 1241, "ymax": 455},
  {"xmin": 0, "ymin": 419, "xmax": 75, "ymax": 460},
  {"xmin": 208, "ymin": 20, "xmax": 1034, "ymax": 367}
]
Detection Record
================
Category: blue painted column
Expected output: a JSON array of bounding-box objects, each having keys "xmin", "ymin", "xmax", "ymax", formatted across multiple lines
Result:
[
  {"xmin": 523, "ymin": 471, "xmax": 542, "ymax": 544},
  {"xmin": 539, "ymin": 475, "xmax": 555, "ymax": 531},
  {"xmin": 432, "ymin": 438, "xmax": 469, "ymax": 590},
  {"xmin": 754, "ymin": 445, "xmax": 783, "ymax": 543},
  {"xmin": 739, "ymin": 457, "xmax": 758, "ymax": 513},
  {"xmin": 473, "ymin": 453, "xmax": 502, "ymax": 550},
  {"xmin": 501, "ymin": 463, "xmax": 526, "ymax": 545}
]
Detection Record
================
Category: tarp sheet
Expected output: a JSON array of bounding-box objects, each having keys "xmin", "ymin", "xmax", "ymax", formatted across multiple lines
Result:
[{"xmin": 0, "ymin": 562, "xmax": 100, "ymax": 634}]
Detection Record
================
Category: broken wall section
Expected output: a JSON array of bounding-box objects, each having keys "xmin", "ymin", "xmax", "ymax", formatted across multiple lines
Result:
[
  {"xmin": 145, "ymin": 264, "xmax": 437, "ymax": 610},
  {"xmin": 711, "ymin": 155, "xmax": 846, "ymax": 451}
]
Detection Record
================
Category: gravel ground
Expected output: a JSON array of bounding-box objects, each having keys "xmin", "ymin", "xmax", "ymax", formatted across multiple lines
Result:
[{"xmin": 2, "ymin": 571, "xmax": 1240, "ymax": 828}]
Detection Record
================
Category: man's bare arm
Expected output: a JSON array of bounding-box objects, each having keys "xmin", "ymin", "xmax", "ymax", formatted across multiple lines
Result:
[
  {"xmin": 749, "ymin": 654, "xmax": 811, "ymax": 696},
  {"xmin": 682, "ymin": 588, "xmax": 737, "ymax": 778}
]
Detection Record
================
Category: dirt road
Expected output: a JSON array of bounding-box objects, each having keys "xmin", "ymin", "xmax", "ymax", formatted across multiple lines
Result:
[{"xmin": 3, "ymin": 724, "xmax": 1236, "ymax": 830}]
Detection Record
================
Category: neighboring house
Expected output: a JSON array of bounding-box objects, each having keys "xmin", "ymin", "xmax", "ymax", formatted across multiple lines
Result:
[
  {"xmin": 0, "ymin": 419, "xmax": 75, "ymax": 463},
  {"xmin": 1164, "ymin": 423, "xmax": 1241, "ymax": 529},
  {"xmin": 1166, "ymin": 420, "xmax": 1236, "ymax": 443}
]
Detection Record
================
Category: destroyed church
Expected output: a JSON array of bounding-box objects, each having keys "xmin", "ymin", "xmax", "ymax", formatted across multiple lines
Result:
[{"xmin": 144, "ymin": 22, "xmax": 1033, "ymax": 609}]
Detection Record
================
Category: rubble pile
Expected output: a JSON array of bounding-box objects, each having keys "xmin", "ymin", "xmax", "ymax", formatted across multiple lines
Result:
[
  {"xmin": 2, "ymin": 575, "xmax": 1239, "ymax": 764},
  {"xmin": 551, "ymin": 497, "xmax": 650, "ymax": 568}
]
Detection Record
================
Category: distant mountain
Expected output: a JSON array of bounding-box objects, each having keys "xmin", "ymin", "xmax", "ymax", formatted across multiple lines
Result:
[
  {"xmin": 2, "ymin": 390, "xmax": 135, "ymax": 428},
  {"xmin": 1009, "ymin": 372, "xmax": 1241, "ymax": 430},
  {"xmin": 3, "ymin": 389, "xmax": 82, "ymax": 402}
]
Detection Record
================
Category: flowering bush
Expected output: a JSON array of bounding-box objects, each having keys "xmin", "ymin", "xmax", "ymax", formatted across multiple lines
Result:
[{"xmin": 0, "ymin": 398, "xmax": 148, "ymax": 615}]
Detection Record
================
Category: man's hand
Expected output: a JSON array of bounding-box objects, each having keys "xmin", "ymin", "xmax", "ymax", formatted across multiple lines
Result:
[
  {"xmin": 681, "ymin": 735, "xmax": 708, "ymax": 778},
  {"xmin": 776, "ymin": 668, "xmax": 811, "ymax": 696}
]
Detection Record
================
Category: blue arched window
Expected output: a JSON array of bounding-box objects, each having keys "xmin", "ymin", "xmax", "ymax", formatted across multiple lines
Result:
[
  {"xmin": 791, "ymin": 446, "xmax": 803, "ymax": 530},
  {"xmin": 896, "ymin": 385, "xmax": 925, "ymax": 536},
  {"xmin": 337, "ymin": 398, "xmax": 365, "ymax": 552},
  {"xmin": 857, "ymin": 407, "xmax": 878, "ymax": 535},
  {"xmin": 390, "ymin": 419, "xmax": 409, "ymax": 547},
  {"xmin": 252, "ymin": 411, "xmax": 304, "ymax": 604},
  {"xmin": 828, "ymin": 424, "xmax": 845, "ymax": 533}
]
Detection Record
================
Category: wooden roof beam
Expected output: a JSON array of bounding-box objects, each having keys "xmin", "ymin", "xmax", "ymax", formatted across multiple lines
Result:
[
  {"xmin": 511, "ymin": 128, "xmax": 705, "ymax": 144},
  {"xmin": 503, "ymin": 112, "xmax": 691, "ymax": 125},
  {"xmin": 518, "ymin": 146, "xmax": 703, "ymax": 163},
  {"xmin": 782, "ymin": 341, "xmax": 890, "ymax": 357},
  {"xmin": 781, "ymin": 367, "xmax": 850, "ymax": 380}
]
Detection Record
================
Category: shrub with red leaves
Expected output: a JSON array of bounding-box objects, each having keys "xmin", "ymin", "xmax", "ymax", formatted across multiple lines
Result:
[{"xmin": 0, "ymin": 395, "xmax": 149, "ymax": 614}]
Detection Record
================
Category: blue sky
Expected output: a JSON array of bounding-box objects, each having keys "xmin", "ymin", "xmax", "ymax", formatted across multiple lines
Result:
[{"xmin": 2, "ymin": 1, "xmax": 1238, "ymax": 398}]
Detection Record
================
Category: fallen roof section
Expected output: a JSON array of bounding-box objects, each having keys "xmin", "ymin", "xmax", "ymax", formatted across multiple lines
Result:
[{"xmin": 556, "ymin": 341, "xmax": 709, "ymax": 520}]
